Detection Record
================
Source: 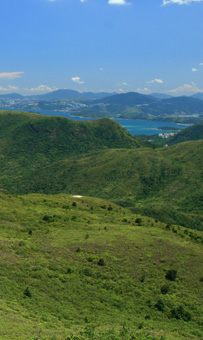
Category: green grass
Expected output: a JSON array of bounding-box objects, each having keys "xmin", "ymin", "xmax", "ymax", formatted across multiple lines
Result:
[
  {"xmin": 0, "ymin": 110, "xmax": 202, "ymax": 230},
  {"xmin": 0, "ymin": 191, "xmax": 202, "ymax": 339}
]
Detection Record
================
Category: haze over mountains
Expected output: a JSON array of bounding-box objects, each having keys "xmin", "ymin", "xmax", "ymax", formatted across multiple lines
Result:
[
  {"xmin": 1, "ymin": 90, "xmax": 203, "ymax": 126},
  {"xmin": 0, "ymin": 89, "xmax": 203, "ymax": 101}
]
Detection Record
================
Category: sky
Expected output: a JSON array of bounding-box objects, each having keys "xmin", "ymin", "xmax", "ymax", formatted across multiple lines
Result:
[{"xmin": 0, "ymin": 0, "xmax": 203, "ymax": 96}]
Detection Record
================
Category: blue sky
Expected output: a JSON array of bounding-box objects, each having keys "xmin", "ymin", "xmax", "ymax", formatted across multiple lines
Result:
[{"xmin": 0, "ymin": 0, "xmax": 203, "ymax": 96}]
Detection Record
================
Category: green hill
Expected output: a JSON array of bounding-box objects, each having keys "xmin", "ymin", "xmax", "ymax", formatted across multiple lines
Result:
[
  {"xmin": 0, "ymin": 110, "xmax": 143, "ymax": 159},
  {"xmin": 0, "ymin": 190, "xmax": 202, "ymax": 340},
  {"xmin": 0, "ymin": 110, "xmax": 202, "ymax": 230},
  {"xmin": 167, "ymin": 122, "xmax": 203, "ymax": 145},
  {"xmin": 96, "ymin": 92, "xmax": 157, "ymax": 105},
  {"xmin": 9, "ymin": 140, "xmax": 201, "ymax": 230}
]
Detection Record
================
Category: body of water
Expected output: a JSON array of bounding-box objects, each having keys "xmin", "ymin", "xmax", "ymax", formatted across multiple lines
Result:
[{"xmin": 28, "ymin": 109, "xmax": 188, "ymax": 135}]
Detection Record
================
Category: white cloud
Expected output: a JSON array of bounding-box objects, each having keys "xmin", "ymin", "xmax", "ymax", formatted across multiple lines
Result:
[
  {"xmin": 72, "ymin": 76, "xmax": 85, "ymax": 84},
  {"xmin": 24, "ymin": 85, "xmax": 58, "ymax": 92},
  {"xmin": 0, "ymin": 72, "xmax": 24, "ymax": 79},
  {"xmin": 80, "ymin": 0, "xmax": 87, "ymax": 2},
  {"xmin": 0, "ymin": 85, "xmax": 19, "ymax": 91},
  {"xmin": 192, "ymin": 68, "xmax": 198, "ymax": 72},
  {"xmin": 122, "ymin": 82, "xmax": 128, "ymax": 86},
  {"xmin": 167, "ymin": 82, "xmax": 203, "ymax": 94},
  {"xmin": 162, "ymin": 0, "xmax": 203, "ymax": 5},
  {"xmin": 147, "ymin": 78, "xmax": 163, "ymax": 84},
  {"xmin": 136, "ymin": 87, "xmax": 151, "ymax": 94},
  {"xmin": 108, "ymin": 0, "xmax": 130, "ymax": 5},
  {"xmin": 199, "ymin": 62, "xmax": 203, "ymax": 66},
  {"xmin": 99, "ymin": 67, "xmax": 104, "ymax": 71}
]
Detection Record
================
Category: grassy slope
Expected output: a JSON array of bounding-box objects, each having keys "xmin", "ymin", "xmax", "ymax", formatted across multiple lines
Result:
[
  {"xmin": 0, "ymin": 110, "xmax": 202, "ymax": 230},
  {"xmin": 0, "ymin": 191, "xmax": 202, "ymax": 340},
  {"xmin": 3, "ymin": 141, "xmax": 202, "ymax": 230}
]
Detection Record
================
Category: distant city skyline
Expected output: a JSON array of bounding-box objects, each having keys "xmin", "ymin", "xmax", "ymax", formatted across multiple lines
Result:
[{"xmin": 1, "ymin": 0, "xmax": 203, "ymax": 96}]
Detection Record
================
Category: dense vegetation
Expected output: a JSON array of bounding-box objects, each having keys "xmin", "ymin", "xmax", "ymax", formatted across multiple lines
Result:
[
  {"xmin": 0, "ymin": 110, "xmax": 203, "ymax": 339},
  {"xmin": 0, "ymin": 190, "xmax": 202, "ymax": 340},
  {"xmin": 166, "ymin": 122, "xmax": 203, "ymax": 145},
  {"xmin": 0, "ymin": 110, "xmax": 202, "ymax": 230},
  {"xmin": 137, "ymin": 122, "xmax": 203, "ymax": 147}
]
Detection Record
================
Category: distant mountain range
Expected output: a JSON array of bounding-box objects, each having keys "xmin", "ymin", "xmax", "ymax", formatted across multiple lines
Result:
[
  {"xmin": 0, "ymin": 89, "xmax": 203, "ymax": 101},
  {"xmin": 191, "ymin": 93, "xmax": 203, "ymax": 101},
  {"xmin": 0, "ymin": 89, "xmax": 117, "ymax": 101},
  {"xmin": 0, "ymin": 93, "xmax": 24, "ymax": 99},
  {"xmin": 95, "ymin": 91, "xmax": 157, "ymax": 105},
  {"xmin": 150, "ymin": 93, "xmax": 173, "ymax": 99}
]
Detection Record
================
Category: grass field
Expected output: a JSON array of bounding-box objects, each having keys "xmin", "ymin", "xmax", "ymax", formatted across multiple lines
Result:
[{"xmin": 0, "ymin": 191, "xmax": 202, "ymax": 340}]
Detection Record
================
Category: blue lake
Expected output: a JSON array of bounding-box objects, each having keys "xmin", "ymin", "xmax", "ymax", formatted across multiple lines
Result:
[{"xmin": 29, "ymin": 109, "xmax": 187, "ymax": 136}]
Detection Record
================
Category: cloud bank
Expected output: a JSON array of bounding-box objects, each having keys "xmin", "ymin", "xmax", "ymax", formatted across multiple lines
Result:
[
  {"xmin": 162, "ymin": 0, "xmax": 203, "ymax": 5},
  {"xmin": 0, "ymin": 72, "xmax": 24, "ymax": 79},
  {"xmin": 24, "ymin": 85, "xmax": 58, "ymax": 92},
  {"xmin": 0, "ymin": 85, "xmax": 19, "ymax": 91},
  {"xmin": 168, "ymin": 82, "xmax": 203, "ymax": 94}
]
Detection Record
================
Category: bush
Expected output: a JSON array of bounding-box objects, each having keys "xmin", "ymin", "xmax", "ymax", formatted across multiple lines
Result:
[
  {"xmin": 42, "ymin": 215, "xmax": 53, "ymax": 222},
  {"xmin": 161, "ymin": 285, "xmax": 170, "ymax": 294},
  {"xmin": 72, "ymin": 202, "xmax": 77, "ymax": 207},
  {"xmin": 166, "ymin": 269, "xmax": 177, "ymax": 281},
  {"xmin": 155, "ymin": 299, "xmax": 166, "ymax": 311},
  {"xmin": 171, "ymin": 305, "xmax": 191, "ymax": 321},
  {"xmin": 98, "ymin": 258, "xmax": 105, "ymax": 266},
  {"xmin": 24, "ymin": 287, "xmax": 32, "ymax": 298}
]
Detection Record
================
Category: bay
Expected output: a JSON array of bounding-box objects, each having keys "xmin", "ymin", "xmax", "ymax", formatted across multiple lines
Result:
[{"xmin": 29, "ymin": 109, "xmax": 187, "ymax": 136}]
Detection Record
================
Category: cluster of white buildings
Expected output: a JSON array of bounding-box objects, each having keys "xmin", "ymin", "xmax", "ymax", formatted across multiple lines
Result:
[{"xmin": 158, "ymin": 132, "xmax": 176, "ymax": 139}]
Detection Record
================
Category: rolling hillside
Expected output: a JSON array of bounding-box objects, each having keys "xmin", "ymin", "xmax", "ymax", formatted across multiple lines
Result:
[
  {"xmin": 0, "ymin": 110, "xmax": 202, "ymax": 230},
  {"xmin": 0, "ymin": 190, "xmax": 202, "ymax": 340}
]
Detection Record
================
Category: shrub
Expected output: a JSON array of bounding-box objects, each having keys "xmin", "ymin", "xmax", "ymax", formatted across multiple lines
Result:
[
  {"xmin": 98, "ymin": 258, "xmax": 105, "ymax": 266},
  {"xmin": 135, "ymin": 217, "xmax": 142, "ymax": 224},
  {"xmin": 171, "ymin": 305, "xmax": 191, "ymax": 321},
  {"xmin": 24, "ymin": 287, "xmax": 32, "ymax": 298},
  {"xmin": 155, "ymin": 299, "xmax": 166, "ymax": 311},
  {"xmin": 161, "ymin": 285, "xmax": 170, "ymax": 294},
  {"xmin": 42, "ymin": 215, "xmax": 53, "ymax": 222},
  {"xmin": 72, "ymin": 202, "xmax": 77, "ymax": 207},
  {"xmin": 67, "ymin": 267, "xmax": 73, "ymax": 274},
  {"xmin": 83, "ymin": 268, "xmax": 92, "ymax": 277},
  {"xmin": 166, "ymin": 269, "xmax": 177, "ymax": 281}
]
